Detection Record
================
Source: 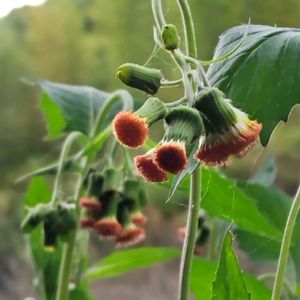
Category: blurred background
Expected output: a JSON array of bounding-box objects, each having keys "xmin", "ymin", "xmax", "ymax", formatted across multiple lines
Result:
[{"xmin": 0, "ymin": 0, "xmax": 299, "ymax": 299}]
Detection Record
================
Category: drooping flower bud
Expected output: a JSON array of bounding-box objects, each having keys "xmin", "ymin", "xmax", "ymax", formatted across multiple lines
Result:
[
  {"xmin": 117, "ymin": 63, "xmax": 162, "ymax": 94},
  {"xmin": 102, "ymin": 168, "xmax": 120, "ymax": 192},
  {"xmin": 194, "ymin": 87, "xmax": 262, "ymax": 166},
  {"xmin": 94, "ymin": 191, "xmax": 122, "ymax": 239},
  {"xmin": 113, "ymin": 97, "xmax": 167, "ymax": 148},
  {"xmin": 153, "ymin": 107, "xmax": 204, "ymax": 174},
  {"xmin": 134, "ymin": 153, "xmax": 168, "ymax": 182},
  {"xmin": 162, "ymin": 24, "xmax": 180, "ymax": 51},
  {"xmin": 80, "ymin": 197, "xmax": 102, "ymax": 212},
  {"xmin": 115, "ymin": 202, "xmax": 145, "ymax": 248},
  {"xmin": 79, "ymin": 197, "xmax": 102, "ymax": 229}
]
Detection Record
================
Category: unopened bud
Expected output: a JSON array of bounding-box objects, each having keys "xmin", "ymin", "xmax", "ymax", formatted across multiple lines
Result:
[{"xmin": 162, "ymin": 24, "xmax": 180, "ymax": 51}]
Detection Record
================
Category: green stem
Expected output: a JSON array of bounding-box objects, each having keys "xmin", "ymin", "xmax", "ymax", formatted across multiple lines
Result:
[
  {"xmin": 176, "ymin": 0, "xmax": 197, "ymax": 58},
  {"xmin": 55, "ymin": 158, "xmax": 87, "ymax": 300},
  {"xmin": 161, "ymin": 78, "xmax": 183, "ymax": 87},
  {"xmin": 166, "ymin": 97, "xmax": 187, "ymax": 108},
  {"xmin": 272, "ymin": 184, "xmax": 300, "ymax": 300},
  {"xmin": 51, "ymin": 132, "xmax": 85, "ymax": 205},
  {"xmin": 178, "ymin": 166, "xmax": 202, "ymax": 300},
  {"xmin": 151, "ymin": 0, "xmax": 166, "ymax": 29},
  {"xmin": 185, "ymin": 56, "xmax": 211, "ymax": 87}
]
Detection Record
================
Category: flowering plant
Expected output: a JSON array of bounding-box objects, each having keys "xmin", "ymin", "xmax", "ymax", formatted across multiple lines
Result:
[{"xmin": 19, "ymin": 1, "xmax": 300, "ymax": 300}]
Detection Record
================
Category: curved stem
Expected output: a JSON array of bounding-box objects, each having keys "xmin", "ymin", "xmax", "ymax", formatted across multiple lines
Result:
[
  {"xmin": 176, "ymin": 0, "xmax": 197, "ymax": 58},
  {"xmin": 151, "ymin": 0, "xmax": 166, "ymax": 30},
  {"xmin": 185, "ymin": 56, "xmax": 211, "ymax": 87},
  {"xmin": 161, "ymin": 78, "xmax": 183, "ymax": 87},
  {"xmin": 166, "ymin": 97, "xmax": 187, "ymax": 108},
  {"xmin": 272, "ymin": 184, "xmax": 300, "ymax": 300},
  {"xmin": 51, "ymin": 132, "xmax": 85, "ymax": 205},
  {"xmin": 178, "ymin": 166, "xmax": 202, "ymax": 300}
]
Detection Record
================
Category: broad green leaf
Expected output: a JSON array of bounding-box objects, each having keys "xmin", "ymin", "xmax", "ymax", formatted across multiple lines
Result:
[
  {"xmin": 39, "ymin": 93, "xmax": 66, "ymax": 139},
  {"xmin": 24, "ymin": 177, "xmax": 51, "ymax": 207},
  {"xmin": 69, "ymin": 287, "xmax": 94, "ymax": 300},
  {"xmin": 236, "ymin": 182, "xmax": 300, "ymax": 282},
  {"xmin": 207, "ymin": 25, "xmax": 300, "ymax": 145},
  {"xmin": 85, "ymin": 247, "xmax": 180, "ymax": 282},
  {"xmin": 212, "ymin": 231, "xmax": 250, "ymax": 300},
  {"xmin": 164, "ymin": 167, "xmax": 281, "ymax": 239},
  {"xmin": 190, "ymin": 258, "xmax": 271, "ymax": 300},
  {"xmin": 249, "ymin": 155, "xmax": 277, "ymax": 187},
  {"xmin": 33, "ymin": 79, "xmax": 133, "ymax": 138}
]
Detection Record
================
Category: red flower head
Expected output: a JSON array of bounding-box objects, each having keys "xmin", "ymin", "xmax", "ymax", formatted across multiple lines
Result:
[
  {"xmin": 134, "ymin": 153, "xmax": 168, "ymax": 182},
  {"xmin": 115, "ymin": 226, "xmax": 146, "ymax": 248},
  {"xmin": 94, "ymin": 191, "xmax": 121, "ymax": 239},
  {"xmin": 194, "ymin": 87, "xmax": 262, "ymax": 166},
  {"xmin": 94, "ymin": 217, "xmax": 122, "ymax": 239},
  {"xmin": 153, "ymin": 107, "xmax": 204, "ymax": 174},
  {"xmin": 80, "ymin": 197, "xmax": 102, "ymax": 212},
  {"xmin": 113, "ymin": 97, "xmax": 167, "ymax": 148},
  {"xmin": 80, "ymin": 217, "xmax": 96, "ymax": 229},
  {"xmin": 131, "ymin": 211, "xmax": 148, "ymax": 226}
]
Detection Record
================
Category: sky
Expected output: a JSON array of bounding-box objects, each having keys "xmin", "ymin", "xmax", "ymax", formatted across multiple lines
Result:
[{"xmin": 0, "ymin": 0, "xmax": 46, "ymax": 18}]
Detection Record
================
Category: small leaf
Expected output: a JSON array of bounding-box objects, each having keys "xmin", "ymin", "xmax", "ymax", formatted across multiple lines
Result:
[
  {"xmin": 207, "ymin": 25, "xmax": 300, "ymax": 145},
  {"xmin": 249, "ymin": 155, "xmax": 277, "ymax": 187},
  {"xmin": 24, "ymin": 177, "xmax": 52, "ymax": 207},
  {"xmin": 212, "ymin": 231, "xmax": 250, "ymax": 300},
  {"xmin": 84, "ymin": 247, "xmax": 180, "ymax": 282},
  {"xmin": 190, "ymin": 258, "xmax": 271, "ymax": 300}
]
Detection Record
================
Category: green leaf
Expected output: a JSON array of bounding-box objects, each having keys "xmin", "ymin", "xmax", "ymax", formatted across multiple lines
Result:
[
  {"xmin": 24, "ymin": 177, "xmax": 52, "ymax": 207},
  {"xmin": 190, "ymin": 258, "xmax": 271, "ymax": 300},
  {"xmin": 85, "ymin": 247, "xmax": 180, "ymax": 282},
  {"xmin": 212, "ymin": 231, "xmax": 250, "ymax": 300},
  {"xmin": 249, "ymin": 155, "xmax": 277, "ymax": 187},
  {"xmin": 207, "ymin": 25, "xmax": 300, "ymax": 145},
  {"xmin": 33, "ymin": 79, "xmax": 133, "ymax": 138},
  {"xmin": 39, "ymin": 93, "xmax": 66, "ymax": 139}
]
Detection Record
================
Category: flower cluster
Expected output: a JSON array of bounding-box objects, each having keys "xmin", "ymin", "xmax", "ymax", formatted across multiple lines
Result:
[
  {"xmin": 79, "ymin": 169, "xmax": 148, "ymax": 248},
  {"xmin": 113, "ymin": 64, "xmax": 262, "ymax": 181}
]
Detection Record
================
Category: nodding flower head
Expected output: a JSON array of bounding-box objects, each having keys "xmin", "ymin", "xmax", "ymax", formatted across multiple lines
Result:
[
  {"xmin": 153, "ymin": 106, "xmax": 204, "ymax": 174},
  {"xmin": 134, "ymin": 153, "xmax": 168, "ymax": 182},
  {"xmin": 80, "ymin": 217, "xmax": 96, "ymax": 229},
  {"xmin": 130, "ymin": 211, "xmax": 148, "ymax": 226},
  {"xmin": 194, "ymin": 87, "xmax": 262, "ymax": 166},
  {"xmin": 116, "ymin": 63, "xmax": 162, "ymax": 95},
  {"xmin": 113, "ymin": 97, "xmax": 167, "ymax": 148},
  {"xmin": 80, "ymin": 197, "xmax": 102, "ymax": 212},
  {"xmin": 116, "ymin": 202, "xmax": 145, "ymax": 248},
  {"xmin": 94, "ymin": 191, "xmax": 122, "ymax": 239}
]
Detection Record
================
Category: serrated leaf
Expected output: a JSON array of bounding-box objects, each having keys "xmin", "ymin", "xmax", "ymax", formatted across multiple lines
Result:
[
  {"xmin": 33, "ymin": 79, "xmax": 133, "ymax": 138},
  {"xmin": 212, "ymin": 231, "xmax": 251, "ymax": 300},
  {"xmin": 249, "ymin": 155, "xmax": 277, "ymax": 187},
  {"xmin": 24, "ymin": 177, "xmax": 51, "ymax": 207},
  {"xmin": 84, "ymin": 247, "xmax": 180, "ymax": 282},
  {"xmin": 207, "ymin": 24, "xmax": 300, "ymax": 145},
  {"xmin": 163, "ymin": 167, "xmax": 281, "ymax": 239},
  {"xmin": 190, "ymin": 258, "xmax": 271, "ymax": 300}
]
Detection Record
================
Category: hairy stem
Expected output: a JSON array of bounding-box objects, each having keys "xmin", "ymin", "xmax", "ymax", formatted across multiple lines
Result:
[
  {"xmin": 55, "ymin": 158, "xmax": 87, "ymax": 300},
  {"xmin": 178, "ymin": 167, "xmax": 202, "ymax": 300},
  {"xmin": 272, "ymin": 184, "xmax": 300, "ymax": 300},
  {"xmin": 176, "ymin": 0, "xmax": 197, "ymax": 58}
]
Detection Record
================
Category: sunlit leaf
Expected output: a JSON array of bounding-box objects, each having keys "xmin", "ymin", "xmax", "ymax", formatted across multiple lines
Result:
[{"xmin": 24, "ymin": 177, "xmax": 51, "ymax": 207}]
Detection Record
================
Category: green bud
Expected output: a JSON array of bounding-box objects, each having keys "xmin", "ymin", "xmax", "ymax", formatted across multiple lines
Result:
[
  {"xmin": 135, "ymin": 97, "xmax": 167, "ymax": 126},
  {"xmin": 117, "ymin": 63, "xmax": 162, "ymax": 94},
  {"xmin": 21, "ymin": 204, "xmax": 52, "ymax": 233},
  {"xmin": 89, "ymin": 172, "xmax": 104, "ymax": 198},
  {"xmin": 162, "ymin": 24, "xmax": 180, "ymax": 51},
  {"xmin": 101, "ymin": 191, "xmax": 121, "ymax": 218},
  {"xmin": 194, "ymin": 87, "xmax": 237, "ymax": 133},
  {"xmin": 117, "ymin": 202, "xmax": 132, "ymax": 227},
  {"xmin": 138, "ymin": 189, "xmax": 148, "ymax": 208},
  {"xmin": 164, "ymin": 106, "xmax": 204, "ymax": 145}
]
